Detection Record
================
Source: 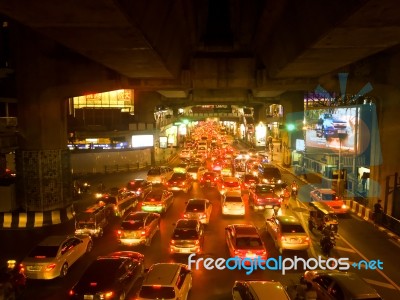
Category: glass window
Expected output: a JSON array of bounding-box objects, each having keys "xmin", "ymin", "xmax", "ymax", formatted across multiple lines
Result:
[
  {"xmin": 236, "ymin": 237, "xmax": 262, "ymax": 248},
  {"xmin": 172, "ymin": 229, "xmax": 199, "ymax": 240},
  {"xmin": 121, "ymin": 221, "xmax": 144, "ymax": 230},
  {"xmin": 281, "ymin": 224, "xmax": 305, "ymax": 233},
  {"xmin": 28, "ymin": 246, "xmax": 59, "ymax": 258}
]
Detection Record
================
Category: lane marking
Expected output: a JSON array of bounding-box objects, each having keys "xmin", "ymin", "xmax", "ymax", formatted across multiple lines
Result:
[
  {"xmin": 339, "ymin": 234, "xmax": 400, "ymax": 292},
  {"xmin": 363, "ymin": 278, "xmax": 396, "ymax": 290},
  {"xmin": 334, "ymin": 246, "xmax": 356, "ymax": 253}
]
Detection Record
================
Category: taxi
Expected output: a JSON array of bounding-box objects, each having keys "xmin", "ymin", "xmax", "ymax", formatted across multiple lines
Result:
[
  {"xmin": 310, "ymin": 188, "xmax": 349, "ymax": 214},
  {"xmin": 141, "ymin": 189, "xmax": 174, "ymax": 213}
]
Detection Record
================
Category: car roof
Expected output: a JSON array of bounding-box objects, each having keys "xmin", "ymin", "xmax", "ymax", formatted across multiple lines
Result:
[
  {"xmin": 175, "ymin": 219, "xmax": 200, "ymax": 229},
  {"xmin": 124, "ymin": 211, "xmax": 149, "ymax": 221},
  {"xmin": 225, "ymin": 191, "xmax": 242, "ymax": 197},
  {"xmin": 246, "ymin": 281, "xmax": 289, "ymax": 299},
  {"xmin": 313, "ymin": 271, "xmax": 380, "ymax": 297},
  {"xmin": 276, "ymin": 215, "xmax": 301, "ymax": 225},
  {"xmin": 39, "ymin": 235, "xmax": 71, "ymax": 246},
  {"xmin": 144, "ymin": 263, "xmax": 181, "ymax": 285},
  {"xmin": 187, "ymin": 198, "xmax": 207, "ymax": 204},
  {"xmin": 232, "ymin": 224, "xmax": 259, "ymax": 236}
]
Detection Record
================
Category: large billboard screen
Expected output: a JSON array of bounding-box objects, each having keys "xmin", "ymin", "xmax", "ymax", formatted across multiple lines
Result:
[
  {"xmin": 305, "ymin": 107, "xmax": 358, "ymax": 153},
  {"xmin": 131, "ymin": 135, "xmax": 154, "ymax": 148}
]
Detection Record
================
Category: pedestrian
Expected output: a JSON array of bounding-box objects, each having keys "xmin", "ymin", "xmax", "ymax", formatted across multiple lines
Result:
[
  {"xmin": 373, "ymin": 199, "xmax": 383, "ymax": 225},
  {"xmin": 279, "ymin": 139, "xmax": 282, "ymax": 152}
]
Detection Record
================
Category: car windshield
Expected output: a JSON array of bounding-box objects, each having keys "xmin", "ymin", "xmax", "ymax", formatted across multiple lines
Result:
[
  {"xmin": 171, "ymin": 173, "xmax": 186, "ymax": 180},
  {"xmin": 146, "ymin": 192, "xmax": 162, "ymax": 201},
  {"xmin": 321, "ymin": 193, "xmax": 336, "ymax": 200},
  {"xmin": 203, "ymin": 172, "xmax": 215, "ymax": 179},
  {"xmin": 172, "ymin": 229, "xmax": 199, "ymax": 240},
  {"xmin": 188, "ymin": 167, "xmax": 199, "ymax": 172},
  {"xmin": 28, "ymin": 246, "xmax": 59, "ymax": 258},
  {"xmin": 121, "ymin": 220, "xmax": 144, "ymax": 230},
  {"xmin": 236, "ymin": 237, "xmax": 262, "ymax": 248},
  {"xmin": 148, "ymin": 169, "xmax": 160, "ymax": 176},
  {"xmin": 225, "ymin": 196, "xmax": 242, "ymax": 203},
  {"xmin": 256, "ymin": 186, "xmax": 274, "ymax": 193},
  {"xmin": 186, "ymin": 202, "xmax": 205, "ymax": 212},
  {"xmin": 139, "ymin": 286, "xmax": 175, "ymax": 299},
  {"xmin": 281, "ymin": 224, "xmax": 305, "ymax": 233},
  {"xmin": 224, "ymin": 181, "xmax": 239, "ymax": 187}
]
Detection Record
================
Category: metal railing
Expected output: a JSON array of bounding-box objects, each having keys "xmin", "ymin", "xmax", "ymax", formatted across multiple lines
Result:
[
  {"xmin": 104, "ymin": 162, "xmax": 149, "ymax": 173},
  {"xmin": 382, "ymin": 213, "xmax": 400, "ymax": 236}
]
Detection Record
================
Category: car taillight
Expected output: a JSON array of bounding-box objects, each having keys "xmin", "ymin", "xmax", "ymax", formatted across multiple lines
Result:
[
  {"xmin": 69, "ymin": 290, "xmax": 75, "ymax": 296},
  {"xmin": 234, "ymin": 250, "xmax": 239, "ymax": 255},
  {"xmin": 184, "ymin": 214, "xmax": 188, "ymax": 218},
  {"xmin": 281, "ymin": 236, "xmax": 286, "ymax": 242},
  {"xmin": 305, "ymin": 237, "xmax": 310, "ymax": 242},
  {"xmin": 141, "ymin": 231, "xmax": 146, "ymax": 236},
  {"xmin": 137, "ymin": 188, "xmax": 142, "ymax": 192},
  {"xmin": 170, "ymin": 240, "xmax": 175, "ymax": 245},
  {"xmin": 195, "ymin": 240, "xmax": 200, "ymax": 245},
  {"xmin": 45, "ymin": 263, "xmax": 56, "ymax": 271},
  {"xmin": 117, "ymin": 230, "xmax": 122, "ymax": 235},
  {"xmin": 262, "ymin": 250, "xmax": 267, "ymax": 255}
]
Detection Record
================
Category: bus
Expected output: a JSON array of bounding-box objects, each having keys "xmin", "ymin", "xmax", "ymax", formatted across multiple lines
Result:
[
  {"xmin": 99, "ymin": 189, "xmax": 138, "ymax": 217},
  {"xmin": 233, "ymin": 154, "xmax": 249, "ymax": 178},
  {"xmin": 74, "ymin": 204, "xmax": 112, "ymax": 238}
]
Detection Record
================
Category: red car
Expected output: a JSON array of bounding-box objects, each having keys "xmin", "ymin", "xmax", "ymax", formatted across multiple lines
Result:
[
  {"xmin": 248, "ymin": 184, "xmax": 282, "ymax": 210},
  {"xmin": 199, "ymin": 172, "xmax": 221, "ymax": 188},
  {"xmin": 225, "ymin": 224, "xmax": 267, "ymax": 261},
  {"xmin": 310, "ymin": 188, "xmax": 349, "ymax": 214}
]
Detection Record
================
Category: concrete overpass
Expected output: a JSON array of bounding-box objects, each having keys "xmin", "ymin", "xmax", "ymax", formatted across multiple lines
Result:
[{"xmin": 0, "ymin": 0, "xmax": 399, "ymax": 215}]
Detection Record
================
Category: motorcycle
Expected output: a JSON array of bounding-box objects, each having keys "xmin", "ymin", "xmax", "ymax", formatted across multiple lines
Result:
[
  {"xmin": 0, "ymin": 260, "xmax": 26, "ymax": 300},
  {"xmin": 320, "ymin": 226, "xmax": 336, "ymax": 256}
]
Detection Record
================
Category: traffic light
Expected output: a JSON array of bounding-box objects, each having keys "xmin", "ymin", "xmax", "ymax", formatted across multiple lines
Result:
[{"xmin": 286, "ymin": 123, "xmax": 296, "ymax": 131}]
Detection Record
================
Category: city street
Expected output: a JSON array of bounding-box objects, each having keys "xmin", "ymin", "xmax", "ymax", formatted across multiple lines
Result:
[{"xmin": 0, "ymin": 155, "xmax": 399, "ymax": 299}]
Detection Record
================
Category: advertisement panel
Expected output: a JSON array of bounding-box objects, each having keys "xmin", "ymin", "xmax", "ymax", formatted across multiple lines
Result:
[
  {"xmin": 305, "ymin": 107, "xmax": 358, "ymax": 153},
  {"xmin": 131, "ymin": 135, "xmax": 154, "ymax": 148}
]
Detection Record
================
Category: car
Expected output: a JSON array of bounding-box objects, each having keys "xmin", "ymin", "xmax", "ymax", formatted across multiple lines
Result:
[
  {"xmin": 222, "ymin": 192, "xmax": 245, "ymax": 216},
  {"xmin": 193, "ymin": 154, "xmax": 207, "ymax": 164},
  {"xmin": 266, "ymin": 215, "xmax": 310, "ymax": 253},
  {"xmin": 211, "ymin": 159, "xmax": 224, "ymax": 172},
  {"xmin": 310, "ymin": 188, "xmax": 349, "ymax": 214},
  {"xmin": 186, "ymin": 165, "xmax": 207, "ymax": 180},
  {"xmin": 183, "ymin": 199, "xmax": 212, "ymax": 224},
  {"xmin": 137, "ymin": 263, "xmax": 192, "ymax": 300},
  {"xmin": 166, "ymin": 172, "xmax": 193, "ymax": 193},
  {"xmin": 68, "ymin": 251, "xmax": 145, "ymax": 300},
  {"xmin": 221, "ymin": 166, "xmax": 234, "ymax": 177},
  {"xmin": 257, "ymin": 164, "xmax": 283, "ymax": 184},
  {"xmin": 173, "ymin": 163, "xmax": 189, "ymax": 174},
  {"xmin": 248, "ymin": 184, "xmax": 283, "ymax": 210},
  {"xmin": 179, "ymin": 149, "xmax": 192, "ymax": 160},
  {"xmin": 126, "ymin": 179, "xmax": 152, "ymax": 199},
  {"xmin": 141, "ymin": 189, "xmax": 174, "ymax": 213},
  {"xmin": 225, "ymin": 224, "xmax": 267, "ymax": 261},
  {"xmin": 146, "ymin": 166, "xmax": 174, "ymax": 184},
  {"xmin": 218, "ymin": 176, "xmax": 242, "ymax": 195},
  {"xmin": 169, "ymin": 219, "xmax": 204, "ymax": 254},
  {"xmin": 117, "ymin": 212, "xmax": 160, "ymax": 246},
  {"xmin": 302, "ymin": 270, "xmax": 383, "ymax": 300},
  {"xmin": 199, "ymin": 171, "xmax": 221, "ymax": 188},
  {"xmin": 232, "ymin": 280, "xmax": 291, "ymax": 300},
  {"xmin": 22, "ymin": 235, "xmax": 93, "ymax": 280},
  {"xmin": 242, "ymin": 174, "xmax": 259, "ymax": 190}
]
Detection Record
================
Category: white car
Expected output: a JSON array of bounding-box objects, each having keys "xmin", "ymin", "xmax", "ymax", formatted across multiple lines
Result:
[
  {"xmin": 137, "ymin": 263, "xmax": 192, "ymax": 300},
  {"xmin": 147, "ymin": 166, "xmax": 174, "ymax": 184},
  {"xmin": 187, "ymin": 166, "xmax": 207, "ymax": 180},
  {"xmin": 22, "ymin": 235, "xmax": 92, "ymax": 280},
  {"xmin": 184, "ymin": 198, "xmax": 213, "ymax": 224},
  {"xmin": 222, "ymin": 192, "xmax": 245, "ymax": 216}
]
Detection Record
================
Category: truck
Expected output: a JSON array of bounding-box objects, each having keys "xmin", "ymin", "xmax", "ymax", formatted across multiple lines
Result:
[{"xmin": 315, "ymin": 113, "xmax": 349, "ymax": 140}]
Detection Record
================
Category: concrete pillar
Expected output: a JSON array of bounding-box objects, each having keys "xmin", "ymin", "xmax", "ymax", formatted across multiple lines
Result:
[
  {"xmin": 14, "ymin": 27, "xmax": 71, "ymax": 211},
  {"xmin": 134, "ymin": 91, "xmax": 163, "ymax": 123}
]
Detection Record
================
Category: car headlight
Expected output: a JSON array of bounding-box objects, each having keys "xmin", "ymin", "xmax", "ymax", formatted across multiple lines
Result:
[{"xmin": 341, "ymin": 204, "xmax": 347, "ymax": 209}]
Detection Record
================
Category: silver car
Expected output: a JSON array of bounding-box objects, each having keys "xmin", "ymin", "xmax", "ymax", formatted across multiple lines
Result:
[{"xmin": 22, "ymin": 235, "xmax": 92, "ymax": 280}]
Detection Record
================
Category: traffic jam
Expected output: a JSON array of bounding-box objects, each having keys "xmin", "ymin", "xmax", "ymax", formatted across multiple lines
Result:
[{"xmin": 1, "ymin": 121, "xmax": 399, "ymax": 300}]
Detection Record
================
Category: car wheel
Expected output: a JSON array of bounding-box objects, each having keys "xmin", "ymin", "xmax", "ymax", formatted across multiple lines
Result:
[
  {"xmin": 86, "ymin": 241, "xmax": 93, "ymax": 253},
  {"xmin": 119, "ymin": 291, "xmax": 126, "ymax": 300},
  {"xmin": 60, "ymin": 263, "xmax": 68, "ymax": 278}
]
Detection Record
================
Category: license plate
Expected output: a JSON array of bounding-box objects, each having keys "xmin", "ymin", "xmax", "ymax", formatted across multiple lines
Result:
[
  {"xmin": 265, "ymin": 205, "xmax": 273, "ymax": 208},
  {"xmin": 28, "ymin": 266, "xmax": 41, "ymax": 271},
  {"xmin": 246, "ymin": 254, "xmax": 256, "ymax": 258},
  {"xmin": 84, "ymin": 295, "xmax": 94, "ymax": 300},
  {"xmin": 181, "ymin": 248, "xmax": 191, "ymax": 253},
  {"xmin": 206, "ymin": 180, "xmax": 210, "ymax": 182}
]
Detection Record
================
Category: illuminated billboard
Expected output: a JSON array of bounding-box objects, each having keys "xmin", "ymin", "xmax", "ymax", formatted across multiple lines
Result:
[
  {"xmin": 305, "ymin": 107, "xmax": 358, "ymax": 153},
  {"xmin": 131, "ymin": 135, "xmax": 154, "ymax": 148}
]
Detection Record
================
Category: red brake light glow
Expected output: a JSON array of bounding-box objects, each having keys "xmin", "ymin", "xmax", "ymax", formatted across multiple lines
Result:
[{"xmin": 45, "ymin": 263, "xmax": 56, "ymax": 271}]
